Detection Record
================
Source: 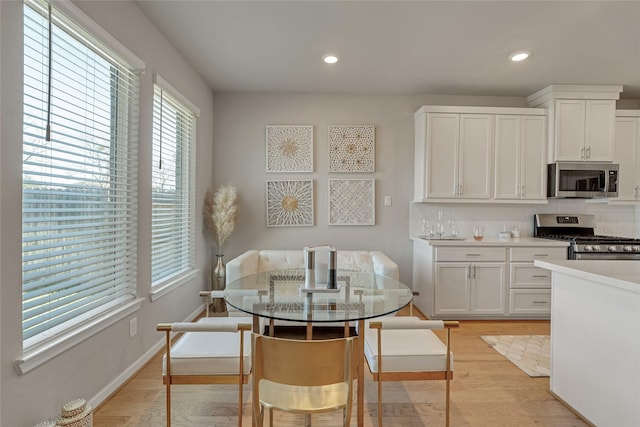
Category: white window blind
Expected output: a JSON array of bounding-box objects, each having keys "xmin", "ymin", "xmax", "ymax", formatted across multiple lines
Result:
[
  {"xmin": 151, "ymin": 82, "xmax": 196, "ymax": 285},
  {"xmin": 22, "ymin": 0, "xmax": 140, "ymax": 344}
]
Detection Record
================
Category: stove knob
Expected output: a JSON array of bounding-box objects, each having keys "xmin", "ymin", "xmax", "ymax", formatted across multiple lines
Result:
[
  {"xmin": 633, "ymin": 246, "xmax": 640, "ymax": 252},
  {"xmin": 584, "ymin": 245, "xmax": 593, "ymax": 251},
  {"xmin": 608, "ymin": 245, "xmax": 617, "ymax": 251},
  {"xmin": 593, "ymin": 245, "xmax": 601, "ymax": 252},
  {"xmin": 624, "ymin": 245, "xmax": 633, "ymax": 252}
]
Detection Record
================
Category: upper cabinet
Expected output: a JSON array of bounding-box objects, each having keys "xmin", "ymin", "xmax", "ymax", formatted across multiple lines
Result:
[
  {"xmin": 494, "ymin": 115, "xmax": 547, "ymax": 201},
  {"xmin": 414, "ymin": 106, "xmax": 547, "ymax": 203},
  {"xmin": 527, "ymin": 85, "xmax": 623, "ymax": 163},
  {"xmin": 613, "ymin": 111, "xmax": 640, "ymax": 202},
  {"xmin": 415, "ymin": 108, "xmax": 493, "ymax": 201}
]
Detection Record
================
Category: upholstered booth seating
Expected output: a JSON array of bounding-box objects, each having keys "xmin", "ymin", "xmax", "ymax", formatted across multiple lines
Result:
[{"xmin": 226, "ymin": 249, "xmax": 399, "ymax": 283}]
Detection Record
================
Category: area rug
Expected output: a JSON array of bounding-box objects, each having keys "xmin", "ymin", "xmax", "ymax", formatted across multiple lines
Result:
[{"xmin": 481, "ymin": 335, "xmax": 550, "ymax": 377}]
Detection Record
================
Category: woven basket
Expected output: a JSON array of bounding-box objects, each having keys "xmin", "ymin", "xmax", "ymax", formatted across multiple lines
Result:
[{"xmin": 55, "ymin": 399, "xmax": 93, "ymax": 427}]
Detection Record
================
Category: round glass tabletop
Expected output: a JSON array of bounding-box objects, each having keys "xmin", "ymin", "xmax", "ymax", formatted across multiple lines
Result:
[{"xmin": 224, "ymin": 268, "xmax": 413, "ymax": 323}]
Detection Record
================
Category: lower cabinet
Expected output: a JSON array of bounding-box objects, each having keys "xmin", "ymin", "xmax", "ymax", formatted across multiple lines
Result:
[
  {"xmin": 412, "ymin": 241, "xmax": 567, "ymax": 319},
  {"xmin": 434, "ymin": 262, "xmax": 505, "ymax": 316},
  {"xmin": 508, "ymin": 247, "xmax": 566, "ymax": 316}
]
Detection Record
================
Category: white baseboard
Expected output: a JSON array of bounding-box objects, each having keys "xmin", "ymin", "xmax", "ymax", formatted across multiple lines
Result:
[{"xmin": 87, "ymin": 304, "xmax": 205, "ymax": 410}]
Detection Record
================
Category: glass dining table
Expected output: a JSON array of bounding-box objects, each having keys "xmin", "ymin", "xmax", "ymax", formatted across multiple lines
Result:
[{"xmin": 224, "ymin": 268, "xmax": 413, "ymax": 427}]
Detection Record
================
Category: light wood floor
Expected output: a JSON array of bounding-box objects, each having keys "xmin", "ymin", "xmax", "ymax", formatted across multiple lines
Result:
[{"xmin": 93, "ymin": 313, "xmax": 588, "ymax": 427}]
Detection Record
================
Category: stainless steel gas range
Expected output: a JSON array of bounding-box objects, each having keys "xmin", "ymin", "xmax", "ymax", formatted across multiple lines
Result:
[{"xmin": 534, "ymin": 213, "xmax": 640, "ymax": 260}]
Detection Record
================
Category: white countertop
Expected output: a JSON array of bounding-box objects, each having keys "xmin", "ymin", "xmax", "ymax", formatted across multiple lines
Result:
[
  {"xmin": 411, "ymin": 236, "xmax": 570, "ymax": 247},
  {"xmin": 534, "ymin": 259, "xmax": 640, "ymax": 294}
]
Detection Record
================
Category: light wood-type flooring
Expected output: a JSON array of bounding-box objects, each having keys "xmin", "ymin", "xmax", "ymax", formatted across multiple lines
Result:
[{"xmin": 93, "ymin": 312, "xmax": 588, "ymax": 426}]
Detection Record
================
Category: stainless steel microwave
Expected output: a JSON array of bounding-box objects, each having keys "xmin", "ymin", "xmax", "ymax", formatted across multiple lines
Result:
[{"xmin": 547, "ymin": 162, "xmax": 618, "ymax": 198}]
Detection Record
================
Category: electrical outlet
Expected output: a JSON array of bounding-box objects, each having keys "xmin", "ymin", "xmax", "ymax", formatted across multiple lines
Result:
[{"xmin": 129, "ymin": 317, "xmax": 137, "ymax": 338}]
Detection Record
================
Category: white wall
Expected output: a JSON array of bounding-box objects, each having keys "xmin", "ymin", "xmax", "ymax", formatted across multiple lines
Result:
[{"xmin": 0, "ymin": 1, "xmax": 214, "ymax": 425}]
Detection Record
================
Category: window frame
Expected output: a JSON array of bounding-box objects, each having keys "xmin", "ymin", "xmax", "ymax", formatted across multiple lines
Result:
[
  {"xmin": 149, "ymin": 74, "xmax": 199, "ymax": 301},
  {"xmin": 17, "ymin": 0, "xmax": 145, "ymax": 374}
]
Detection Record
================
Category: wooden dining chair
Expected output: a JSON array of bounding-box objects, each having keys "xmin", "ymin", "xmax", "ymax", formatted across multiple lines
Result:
[
  {"xmin": 157, "ymin": 317, "xmax": 252, "ymax": 427},
  {"xmin": 365, "ymin": 316, "xmax": 459, "ymax": 427},
  {"xmin": 251, "ymin": 333, "xmax": 356, "ymax": 427}
]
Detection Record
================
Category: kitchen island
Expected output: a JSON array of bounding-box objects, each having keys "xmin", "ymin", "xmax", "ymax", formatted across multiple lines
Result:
[{"xmin": 534, "ymin": 260, "xmax": 640, "ymax": 427}]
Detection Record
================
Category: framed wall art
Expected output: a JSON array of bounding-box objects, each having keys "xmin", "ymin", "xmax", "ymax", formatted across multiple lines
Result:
[
  {"xmin": 328, "ymin": 179, "xmax": 375, "ymax": 226},
  {"xmin": 266, "ymin": 125, "xmax": 313, "ymax": 172},
  {"xmin": 328, "ymin": 125, "xmax": 375, "ymax": 173},
  {"xmin": 266, "ymin": 179, "xmax": 314, "ymax": 227}
]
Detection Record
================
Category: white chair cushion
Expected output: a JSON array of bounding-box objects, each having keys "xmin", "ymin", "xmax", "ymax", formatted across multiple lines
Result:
[
  {"xmin": 364, "ymin": 323, "xmax": 453, "ymax": 373},
  {"xmin": 163, "ymin": 317, "xmax": 252, "ymax": 376}
]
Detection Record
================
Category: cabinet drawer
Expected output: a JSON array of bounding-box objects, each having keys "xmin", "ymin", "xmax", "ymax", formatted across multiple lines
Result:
[
  {"xmin": 510, "ymin": 263, "xmax": 552, "ymax": 288},
  {"xmin": 436, "ymin": 247, "xmax": 506, "ymax": 262},
  {"xmin": 509, "ymin": 289, "xmax": 551, "ymax": 314},
  {"xmin": 510, "ymin": 247, "xmax": 567, "ymax": 262}
]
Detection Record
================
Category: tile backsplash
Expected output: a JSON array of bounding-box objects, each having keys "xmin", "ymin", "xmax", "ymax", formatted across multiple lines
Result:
[{"xmin": 410, "ymin": 200, "xmax": 640, "ymax": 239}]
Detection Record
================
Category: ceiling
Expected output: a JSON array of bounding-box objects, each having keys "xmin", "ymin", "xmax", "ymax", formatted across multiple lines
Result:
[{"xmin": 134, "ymin": 1, "xmax": 640, "ymax": 99}]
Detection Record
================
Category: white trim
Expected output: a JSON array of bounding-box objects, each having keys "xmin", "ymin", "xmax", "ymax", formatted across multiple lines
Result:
[
  {"xmin": 149, "ymin": 268, "xmax": 200, "ymax": 302},
  {"xmin": 414, "ymin": 105, "xmax": 547, "ymax": 119},
  {"xmin": 87, "ymin": 303, "xmax": 204, "ymax": 409},
  {"xmin": 51, "ymin": 0, "xmax": 145, "ymax": 71},
  {"xmin": 154, "ymin": 74, "xmax": 201, "ymax": 117},
  {"xmin": 15, "ymin": 298, "xmax": 144, "ymax": 375}
]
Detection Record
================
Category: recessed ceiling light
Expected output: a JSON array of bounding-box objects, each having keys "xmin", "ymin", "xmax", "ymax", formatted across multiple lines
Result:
[
  {"xmin": 509, "ymin": 51, "xmax": 531, "ymax": 62},
  {"xmin": 322, "ymin": 54, "xmax": 339, "ymax": 64}
]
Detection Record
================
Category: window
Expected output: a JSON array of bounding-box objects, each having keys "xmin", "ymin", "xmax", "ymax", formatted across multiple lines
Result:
[
  {"xmin": 22, "ymin": 0, "xmax": 141, "ymax": 347},
  {"xmin": 151, "ymin": 77, "xmax": 197, "ymax": 289}
]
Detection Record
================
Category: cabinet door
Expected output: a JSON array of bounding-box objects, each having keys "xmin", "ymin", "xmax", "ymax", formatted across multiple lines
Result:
[
  {"xmin": 426, "ymin": 113, "xmax": 459, "ymax": 198},
  {"xmin": 520, "ymin": 116, "xmax": 547, "ymax": 200},
  {"xmin": 434, "ymin": 263, "xmax": 470, "ymax": 315},
  {"xmin": 554, "ymin": 100, "xmax": 586, "ymax": 161},
  {"xmin": 459, "ymin": 114, "xmax": 493, "ymax": 199},
  {"xmin": 585, "ymin": 100, "xmax": 615, "ymax": 161},
  {"xmin": 613, "ymin": 117, "xmax": 639, "ymax": 200},
  {"xmin": 470, "ymin": 263, "xmax": 505, "ymax": 314},
  {"xmin": 494, "ymin": 115, "xmax": 520, "ymax": 199}
]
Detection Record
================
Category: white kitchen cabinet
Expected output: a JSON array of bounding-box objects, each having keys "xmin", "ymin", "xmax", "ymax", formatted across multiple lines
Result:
[
  {"xmin": 613, "ymin": 112, "xmax": 640, "ymax": 201},
  {"xmin": 412, "ymin": 239, "xmax": 569, "ymax": 319},
  {"xmin": 433, "ymin": 246, "xmax": 506, "ymax": 316},
  {"xmin": 434, "ymin": 262, "xmax": 505, "ymax": 316},
  {"xmin": 494, "ymin": 115, "xmax": 547, "ymax": 200},
  {"xmin": 552, "ymin": 99, "xmax": 615, "ymax": 162},
  {"xmin": 508, "ymin": 247, "xmax": 566, "ymax": 315},
  {"xmin": 526, "ymin": 85, "xmax": 622, "ymax": 163},
  {"xmin": 415, "ymin": 105, "xmax": 548, "ymax": 203},
  {"xmin": 417, "ymin": 111, "xmax": 492, "ymax": 200}
]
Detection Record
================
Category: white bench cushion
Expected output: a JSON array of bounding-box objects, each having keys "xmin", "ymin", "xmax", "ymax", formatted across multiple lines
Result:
[
  {"xmin": 163, "ymin": 317, "xmax": 252, "ymax": 376},
  {"xmin": 364, "ymin": 322, "xmax": 453, "ymax": 373}
]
